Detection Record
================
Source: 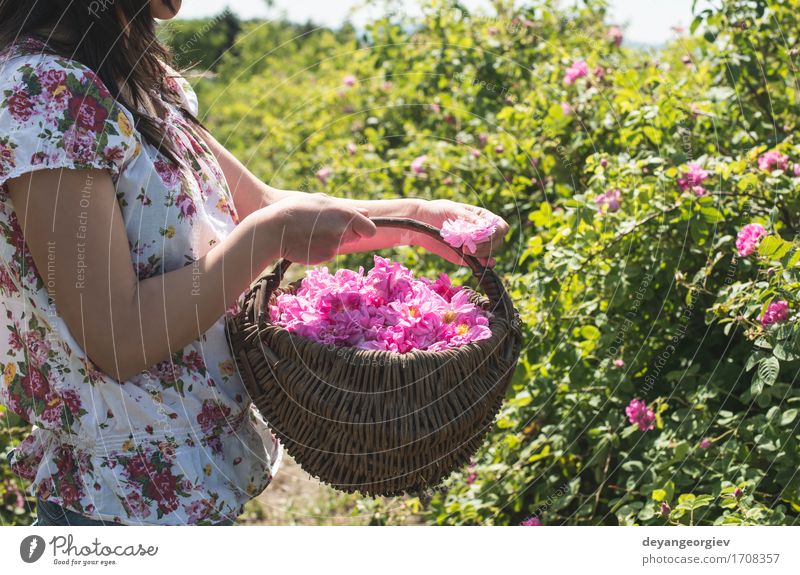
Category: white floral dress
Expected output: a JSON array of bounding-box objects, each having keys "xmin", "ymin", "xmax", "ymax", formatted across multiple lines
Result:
[{"xmin": 0, "ymin": 37, "xmax": 282, "ymax": 525}]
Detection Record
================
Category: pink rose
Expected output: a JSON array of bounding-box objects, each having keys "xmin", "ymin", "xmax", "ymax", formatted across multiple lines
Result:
[
  {"xmin": 625, "ymin": 398, "xmax": 655, "ymax": 431},
  {"xmin": 760, "ymin": 300, "xmax": 789, "ymax": 327},
  {"xmin": 607, "ymin": 26, "xmax": 623, "ymax": 46},
  {"xmin": 757, "ymin": 151, "xmax": 789, "ymax": 172},
  {"xmin": 595, "ymin": 188, "xmax": 622, "ymax": 213},
  {"xmin": 316, "ymin": 166, "xmax": 332, "ymax": 183},
  {"xmin": 564, "ymin": 59, "xmax": 589, "ymax": 86},
  {"xmin": 735, "ymin": 223, "xmax": 766, "ymax": 257},
  {"xmin": 677, "ymin": 162, "xmax": 709, "ymax": 196},
  {"xmin": 410, "ymin": 155, "xmax": 427, "ymax": 175}
]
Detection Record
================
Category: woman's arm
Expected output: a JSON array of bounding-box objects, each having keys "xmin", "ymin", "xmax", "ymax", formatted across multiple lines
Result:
[
  {"xmin": 200, "ymin": 129, "xmax": 509, "ymax": 265},
  {"xmin": 7, "ymin": 168, "xmax": 373, "ymax": 381}
]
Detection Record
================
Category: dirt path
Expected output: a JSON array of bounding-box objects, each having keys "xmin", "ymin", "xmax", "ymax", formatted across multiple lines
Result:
[{"xmin": 239, "ymin": 452, "xmax": 424, "ymax": 525}]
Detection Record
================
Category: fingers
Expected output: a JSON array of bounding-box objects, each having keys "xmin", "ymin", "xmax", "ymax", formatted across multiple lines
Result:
[{"xmin": 349, "ymin": 210, "xmax": 377, "ymax": 238}]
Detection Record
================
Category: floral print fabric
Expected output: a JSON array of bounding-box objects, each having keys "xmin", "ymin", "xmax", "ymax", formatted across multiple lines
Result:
[{"xmin": 0, "ymin": 38, "xmax": 282, "ymax": 525}]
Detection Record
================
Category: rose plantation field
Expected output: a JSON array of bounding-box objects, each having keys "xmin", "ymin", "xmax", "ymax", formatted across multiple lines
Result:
[{"xmin": 3, "ymin": 0, "xmax": 800, "ymax": 526}]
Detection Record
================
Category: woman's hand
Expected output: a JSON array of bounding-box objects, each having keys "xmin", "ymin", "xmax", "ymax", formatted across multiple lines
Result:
[
  {"xmin": 263, "ymin": 193, "xmax": 377, "ymax": 265},
  {"xmin": 412, "ymin": 199, "xmax": 509, "ymax": 267}
]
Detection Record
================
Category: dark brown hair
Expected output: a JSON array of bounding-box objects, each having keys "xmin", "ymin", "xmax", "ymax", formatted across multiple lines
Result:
[{"xmin": 0, "ymin": 0, "xmax": 193, "ymax": 167}]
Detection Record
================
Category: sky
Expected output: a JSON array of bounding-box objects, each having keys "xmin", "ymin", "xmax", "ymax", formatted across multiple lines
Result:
[{"xmin": 176, "ymin": 0, "xmax": 700, "ymax": 46}]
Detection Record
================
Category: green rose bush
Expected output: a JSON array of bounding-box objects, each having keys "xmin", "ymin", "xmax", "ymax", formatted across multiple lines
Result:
[{"xmin": 3, "ymin": 0, "xmax": 799, "ymax": 526}]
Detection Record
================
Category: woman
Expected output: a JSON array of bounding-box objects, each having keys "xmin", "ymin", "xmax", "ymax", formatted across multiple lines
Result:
[{"xmin": 0, "ymin": 0, "xmax": 507, "ymax": 525}]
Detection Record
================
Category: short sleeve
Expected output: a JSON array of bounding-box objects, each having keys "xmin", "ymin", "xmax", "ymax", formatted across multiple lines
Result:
[
  {"xmin": 0, "ymin": 54, "xmax": 138, "ymax": 188},
  {"xmin": 163, "ymin": 64, "xmax": 199, "ymax": 117}
]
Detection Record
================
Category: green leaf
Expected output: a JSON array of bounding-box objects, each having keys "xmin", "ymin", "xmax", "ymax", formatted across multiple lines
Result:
[
  {"xmin": 758, "ymin": 236, "xmax": 792, "ymax": 260},
  {"xmin": 581, "ymin": 325, "xmax": 600, "ymax": 340},
  {"xmin": 780, "ymin": 409, "xmax": 798, "ymax": 426},
  {"xmin": 652, "ymin": 489, "xmax": 667, "ymax": 502},
  {"xmin": 756, "ymin": 356, "xmax": 780, "ymax": 387}
]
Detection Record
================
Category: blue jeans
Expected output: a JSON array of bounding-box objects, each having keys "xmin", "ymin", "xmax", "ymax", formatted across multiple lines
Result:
[{"xmin": 7, "ymin": 448, "xmax": 236, "ymax": 526}]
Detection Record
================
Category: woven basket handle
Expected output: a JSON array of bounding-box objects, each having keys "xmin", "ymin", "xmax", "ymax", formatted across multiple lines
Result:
[{"xmin": 255, "ymin": 216, "xmax": 516, "ymax": 325}]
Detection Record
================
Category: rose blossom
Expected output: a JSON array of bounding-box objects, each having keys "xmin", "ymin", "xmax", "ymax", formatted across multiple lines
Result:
[
  {"xmin": 625, "ymin": 398, "xmax": 655, "ymax": 431},
  {"xmin": 440, "ymin": 214, "xmax": 503, "ymax": 254},
  {"xmin": 521, "ymin": 516, "xmax": 542, "ymax": 526},
  {"xmin": 316, "ymin": 166, "xmax": 332, "ymax": 183},
  {"xmin": 757, "ymin": 150, "xmax": 789, "ymax": 172},
  {"xmin": 271, "ymin": 256, "xmax": 491, "ymax": 352},
  {"xmin": 607, "ymin": 26, "xmax": 623, "ymax": 46},
  {"xmin": 564, "ymin": 59, "xmax": 589, "ymax": 86},
  {"xmin": 760, "ymin": 300, "xmax": 789, "ymax": 327},
  {"xmin": 594, "ymin": 188, "xmax": 622, "ymax": 213},
  {"xmin": 410, "ymin": 155, "xmax": 427, "ymax": 175},
  {"xmin": 735, "ymin": 223, "xmax": 766, "ymax": 257},
  {"xmin": 677, "ymin": 162, "xmax": 709, "ymax": 196}
]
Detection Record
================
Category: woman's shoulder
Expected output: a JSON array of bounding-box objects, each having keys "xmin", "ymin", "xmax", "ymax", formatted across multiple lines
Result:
[
  {"xmin": 0, "ymin": 39, "xmax": 139, "ymax": 186},
  {"xmin": 161, "ymin": 63, "xmax": 199, "ymax": 117},
  {"xmin": 0, "ymin": 38, "xmax": 107, "ymax": 93}
]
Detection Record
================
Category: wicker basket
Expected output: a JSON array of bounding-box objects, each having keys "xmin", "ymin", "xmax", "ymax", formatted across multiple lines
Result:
[{"xmin": 226, "ymin": 217, "xmax": 522, "ymax": 497}]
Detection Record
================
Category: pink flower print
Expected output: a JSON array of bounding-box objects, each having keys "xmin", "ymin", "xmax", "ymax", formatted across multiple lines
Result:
[
  {"xmin": 67, "ymin": 94, "xmax": 108, "ymax": 132},
  {"xmin": 59, "ymin": 388, "xmax": 82, "ymax": 415},
  {"xmin": 560, "ymin": 101, "xmax": 573, "ymax": 115},
  {"xmin": 21, "ymin": 366, "xmax": 50, "ymax": 401},
  {"xmin": 760, "ymin": 300, "xmax": 789, "ymax": 327},
  {"xmin": 757, "ymin": 151, "xmax": 789, "ymax": 172},
  {"xmin": 698, "ymin": 438, "xmax": 713, "ymax": 449},
  {"xmin": 40, "ymin": 391, "xmax": 65, "ymax": 425},
  {"xmin": 143, "ymin": 468, "xmax": 179, "ymax": 512},
  {"xmin": 625, "ymin": 398, "xmax": 655, "ymax": 431},
  {"xmin": 735, "ymin": 223, "xmax": 766, "ymax": 257},
  {"xmin": 6, "ymin": 90, "xmax": 35, "ymax": 122},
  {"xmin": 175, "ymin": 190, "xmax": 197, "ymax": 221},
  {"xmin": 342, "ymin": 75, "xmax": 357, "ymax": 87},
  {"xmin": 23, "ymin": 330, "xmax": 51, "ymax": 368},
  {"xmin": 0, "ymin": 140, "xmax": 16, "ymax": 180},
  {"xmin": 614, "ymin": 358, "xmax": 625, "ymax": 368},
  {"xmin": 121, "ymin": 491, "xmax": 152, "ymax": 519},
  {"xmin": 184, "ymin": 499, "xmax": 214, "ymax": 523},
  {"xmin": 197, "ymin": 399, "xmax": 232, "ymax": 433},
  {"xmin": 154, "ymin": 158, "xmax": 180, "ymax": 188},
  {"xmin": 124, "ymin": 452, "xmax": 156, "ymax": 479},
  {"xmin": 564, "ymin": 59, "xmax": 589, "ymax": 86},
  {"xmin": 38, "ymin": 68, "xmax": 67, "ymax": 94},
  {"xmin": 62, "ymin": 125, "xmax": 98, "ymax": 164}
]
